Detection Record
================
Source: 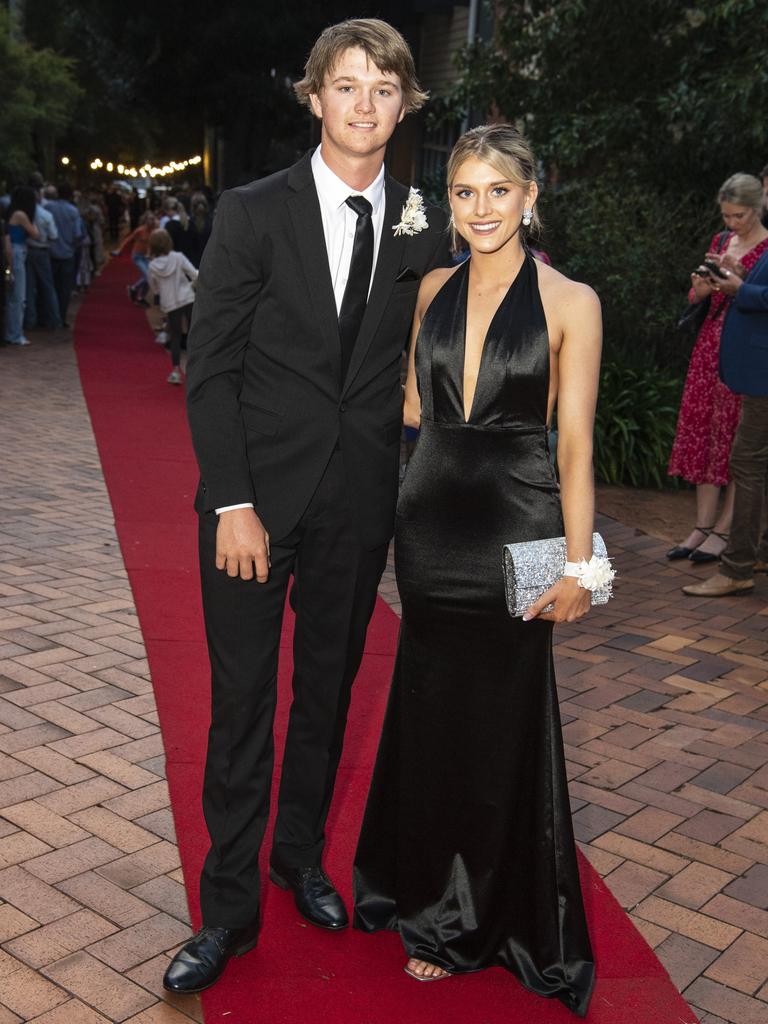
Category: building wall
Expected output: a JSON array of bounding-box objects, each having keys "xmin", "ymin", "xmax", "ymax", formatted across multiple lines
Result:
[
  {"xmin": 418, "ymin": 7, "xmax": 470, "ymax": 96},
  {"xmin": 416, "ymin": 5, "xmax": 471, "ymax": 188}
]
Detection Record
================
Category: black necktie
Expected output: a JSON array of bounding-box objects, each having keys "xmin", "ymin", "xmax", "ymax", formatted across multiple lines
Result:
[{"xmin": 338, "ymin": 195, "xmax": 373, "ymax": 384}]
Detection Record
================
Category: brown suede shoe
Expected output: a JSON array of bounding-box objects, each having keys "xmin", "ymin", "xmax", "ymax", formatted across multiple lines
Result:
[
  {"xmin": 755, "ymin": 560, "xmax": 768, "ymax": 573},
  {"xmin": 682, "ymin": 573, "xmax": 754, "ymax": 597}
]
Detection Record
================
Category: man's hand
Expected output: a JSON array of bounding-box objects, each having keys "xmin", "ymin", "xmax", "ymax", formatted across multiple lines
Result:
[
  {"xmin": 711, "ymin": 267, "xmax": 742, "ymax": 297},
  {"xmin": 216, "ymin": 508, "xmax": 270, "ymax": 582}
]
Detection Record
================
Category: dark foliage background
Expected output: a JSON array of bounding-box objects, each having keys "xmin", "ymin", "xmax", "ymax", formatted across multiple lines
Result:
[
  {"xmin": 5, "ymin": 0, "xmax": 766, "ymax": 486},
  {"xmin": 17, "ymin": 0, "xmax": 418, "ymax": 182},
  {"xmin": 439, "ymin": 0, "xmax": 768, "ymax": 484}
]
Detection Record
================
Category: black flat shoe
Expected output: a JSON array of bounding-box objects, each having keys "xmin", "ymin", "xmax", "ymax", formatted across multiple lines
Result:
[
  {"xmin": 688, "ymin": 549, "xmax": 718, "ymax": 563},
  {"xmin": 666, "ymin": 525, "xmax": 713, "ymax": 561},
  {"xmin": 162, "ymin": 921, "xmax": 260, "ymax": 994},
  {"xmin": 666, "ymin": 544, "xmax": 695, "ymax": 560},
  {"xmin": 269, "ymin": 861, "xmax": 348, "ymax": 930},
  {"xmin": 689, "ymin": 530, "xmax": 729, "ymax": 564}
]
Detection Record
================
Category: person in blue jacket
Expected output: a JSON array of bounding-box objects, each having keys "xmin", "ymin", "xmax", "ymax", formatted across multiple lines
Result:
[{"xmin": 684, "ymin": 245, "xmax": 768, "ymax": 596}]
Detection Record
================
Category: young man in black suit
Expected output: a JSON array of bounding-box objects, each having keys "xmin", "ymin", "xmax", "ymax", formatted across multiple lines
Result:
[{"xmin": 164, "ymin": 19, "xmax": 450, "ymax": 993}]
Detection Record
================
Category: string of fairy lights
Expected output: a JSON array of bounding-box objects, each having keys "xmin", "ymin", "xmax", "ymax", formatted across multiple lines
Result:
[{"xmin": 59, "ymin": 154, "xmax": 203, "ymax": 179}]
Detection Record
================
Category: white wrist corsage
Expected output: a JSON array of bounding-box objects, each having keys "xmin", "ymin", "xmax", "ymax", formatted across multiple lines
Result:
[
  {"xmin": 393, "ymin": 188, "xmax": 428, "ymax": 236},
  {"xmin": 563, "ymin": 555, "xmax": 616, "ymax": 595}
]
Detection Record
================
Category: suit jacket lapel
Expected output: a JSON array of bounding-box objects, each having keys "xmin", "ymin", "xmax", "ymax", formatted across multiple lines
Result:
[
  {"xmin": 286, "ymin": 153, "xmax": 341, "ymax": 384},
  {"xmin": 342, "ymin": 176, "xmax": 408, "ymax": 395}
]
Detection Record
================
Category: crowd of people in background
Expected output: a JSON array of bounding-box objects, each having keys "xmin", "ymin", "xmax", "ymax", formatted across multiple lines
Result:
[
  {"xmin": 1, "ymin": 175, "xmax": 214, "ymax": 354},
  {"xmin": 3, "ymin": 159, "xmax": 766, "ymax": 402}
]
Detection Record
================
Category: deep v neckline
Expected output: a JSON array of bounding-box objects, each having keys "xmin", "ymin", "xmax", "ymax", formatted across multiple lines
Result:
[{"xmin": 460, "ymin": 255, "xmax": 527, "ymax": 423}]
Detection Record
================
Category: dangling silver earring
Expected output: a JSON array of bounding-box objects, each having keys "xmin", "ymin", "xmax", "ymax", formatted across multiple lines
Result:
[
  {"xmin": 448, "ymin": 210, "xmax": 456, "ymax": 249},
  {"xmin": 522, "ymin": 208, "xmax": 532, "ymax": 227}
]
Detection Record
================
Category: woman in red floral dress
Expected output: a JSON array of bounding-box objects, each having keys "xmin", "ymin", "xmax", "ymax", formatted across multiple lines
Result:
[{"xmin": 667, "ymin": 174, "xmax": 768, "ymax": 562}]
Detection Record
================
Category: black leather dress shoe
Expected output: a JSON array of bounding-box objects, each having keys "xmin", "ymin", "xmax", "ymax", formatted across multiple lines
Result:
[
  {"xmin": 163, "ymin": 921, "xmax": 259, "ymax": 994},
  {"xmin": 269, "ymin": 862, "xmax": 348, "ymax": 930}
]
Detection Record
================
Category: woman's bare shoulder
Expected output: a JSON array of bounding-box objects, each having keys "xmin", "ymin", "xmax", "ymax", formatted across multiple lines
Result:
[
  {"xmin": 536, "ymin": 259, "xmax": 600, "ymax": 314},
  {"xmin": 416, "ymin": 264, "xmax": 460, "ymax": 316}
]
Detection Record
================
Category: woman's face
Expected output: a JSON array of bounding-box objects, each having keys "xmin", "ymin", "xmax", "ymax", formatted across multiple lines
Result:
[
  {"xmin": 448, "ymin": 155, "xmax": 536, "ymax": 255},
  {"xmin": 720, "ymin": 201, "xmax": 760, "ymax": 237}
]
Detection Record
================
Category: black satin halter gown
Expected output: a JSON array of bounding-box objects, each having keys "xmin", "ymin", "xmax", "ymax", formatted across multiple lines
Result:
[{"xmin": 353, "ymin": 254, "xmax": 595, "ymax": 1016}]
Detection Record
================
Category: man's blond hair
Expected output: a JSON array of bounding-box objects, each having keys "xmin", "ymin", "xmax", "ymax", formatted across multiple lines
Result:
[{"xmin": 294, "ymin": 18, "xmax": 428, "ymax": 115}]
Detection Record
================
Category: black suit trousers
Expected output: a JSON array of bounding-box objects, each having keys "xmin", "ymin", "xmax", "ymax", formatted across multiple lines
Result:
[{"xmin": 198, "ymin": 452, "xmax": 388, "ymax": 926}]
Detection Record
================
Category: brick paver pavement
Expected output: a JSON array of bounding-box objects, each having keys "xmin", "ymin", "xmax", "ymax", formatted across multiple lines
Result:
[
  {"xmin": 0, "ymin": 319, "xmax": 201, "ymax": 1024},
  {"xmin": 1, "ymin": 319, "xmax": 767, "ymax": 1022}
]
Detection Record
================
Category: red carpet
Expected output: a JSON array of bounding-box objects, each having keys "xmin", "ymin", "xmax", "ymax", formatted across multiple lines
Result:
[{"xmin": 74, "ymin": 257, "xmax": 697, "ymax": 1023}]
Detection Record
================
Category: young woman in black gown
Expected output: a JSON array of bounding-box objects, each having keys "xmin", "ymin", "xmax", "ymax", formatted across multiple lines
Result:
[{"xmin": 353, "ymin": 125, "xmax": 602, "ymax": 1017}]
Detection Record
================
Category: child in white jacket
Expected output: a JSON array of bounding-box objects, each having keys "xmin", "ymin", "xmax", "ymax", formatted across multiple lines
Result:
[{"xmin": 147, "ymin": 229, "xmax": 198, "ymax": 384}]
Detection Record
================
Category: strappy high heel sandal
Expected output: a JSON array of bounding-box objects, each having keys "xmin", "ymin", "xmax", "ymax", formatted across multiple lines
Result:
[
  {"xmin": 404, "ymin": 959, "xmax": 452, "ymax": 982},
  {"xmin": 666, "ymin": 525, "xmax": 713, "ymax": 561},
  {"xmin": 689, "ymin": 530, "xmax": 729, "ymax": 563}
]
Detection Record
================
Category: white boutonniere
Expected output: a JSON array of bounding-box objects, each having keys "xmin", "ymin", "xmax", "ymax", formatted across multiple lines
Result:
[{"xmin": 393, "ymin": 188, "xmax": 428, "ymax": 236}]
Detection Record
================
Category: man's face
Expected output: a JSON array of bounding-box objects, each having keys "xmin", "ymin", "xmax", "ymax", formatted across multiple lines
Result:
[{"xmin": 309, "ymin": 47, "xmax": 405, "ymax": 162}]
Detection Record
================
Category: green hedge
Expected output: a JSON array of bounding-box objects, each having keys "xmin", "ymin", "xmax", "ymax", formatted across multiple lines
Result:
[
  {"xmin": 539, "ymin": 177, "xmax": 703, "ymax": 488},
  {"xmin": 538, "ymin": 177, "xmax": 716, "ymax": 378},
  {"xmin": 594, "ymin": 362, "xmax": 682, "ymax": 487}
]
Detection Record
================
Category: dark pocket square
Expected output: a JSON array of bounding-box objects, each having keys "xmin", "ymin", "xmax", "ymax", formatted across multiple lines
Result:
[{"xmin": 395, "ymin": 267, "xmax": 420, "ymax": 283}]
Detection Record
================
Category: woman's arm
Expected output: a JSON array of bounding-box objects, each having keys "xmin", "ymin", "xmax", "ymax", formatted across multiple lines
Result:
[
  {"xmin": 403, "ymin": 268, "xmax": 455, "ymax": 428},
  {"xmin": 690, "ymin": 271, "xmax": 714, "ymax": 303},
  {"xmin": 556, "ymin": 284, "xmax": 602, "ymax": 564},
  {"xmin": 525, "ymin": 281, "xmax": 603, "ymax": 623},
  {"xmin": 402, "ymin": 305, "xmax": 423, "ymax": 429},
  {"xmin": 11, "ymin": 211, "xmax": 39, "ymax": 241}
]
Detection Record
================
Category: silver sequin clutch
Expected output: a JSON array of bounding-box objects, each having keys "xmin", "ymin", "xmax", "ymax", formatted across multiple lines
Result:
[{"xmin": 503, "ymin": 532, "xmax": 611, "ymax": 618}]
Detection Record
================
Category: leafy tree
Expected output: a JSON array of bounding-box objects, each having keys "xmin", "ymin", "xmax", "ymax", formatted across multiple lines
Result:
[
  {"xmin": 447, "ymin": 1, "xmax": 768, "ymax": 483},
  {"xmin": 0, "ymin": 7, "xmax": 81, "ymax": 182},
  {"xmin": 441, "ymin": 1, "xmax": 768, "ymax": 365},
  {"xmin": 456, "ymin": 1, "xmax": 768, "ymax": 192},
  {"xmin": 23, "ymin": 0, "xmax": 415, "ymax": 183}
]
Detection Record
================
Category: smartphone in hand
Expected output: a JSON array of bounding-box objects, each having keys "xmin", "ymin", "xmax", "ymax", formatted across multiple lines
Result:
[{"xmin": 703, "ymin": 260, "xmax": 727, "ymax": 279}]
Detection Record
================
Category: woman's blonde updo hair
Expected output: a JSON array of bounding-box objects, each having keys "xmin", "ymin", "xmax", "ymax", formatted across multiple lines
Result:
[
  {"xmin": 718, "ymin": 173, "xmax": 764, "ymax": 213},
  {"xmin": 447, "ymin": 124, "xmax": 540, "ymax": 249}
]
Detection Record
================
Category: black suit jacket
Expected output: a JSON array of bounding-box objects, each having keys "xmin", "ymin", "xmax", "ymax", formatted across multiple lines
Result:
[{"xmin": 186, "ymin": 151, "xmax": 451, "ymax": 548}]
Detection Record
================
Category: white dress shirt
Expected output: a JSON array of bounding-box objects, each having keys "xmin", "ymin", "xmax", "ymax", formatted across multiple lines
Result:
[
  {"xmin": 311, "ymin": 146, "xmax": 385, "ymax": 311},
  {"xmin": 28, "ymin": 205, "xmax": 59, "ymax": 249},
  {"xmin": 216, "ymin": 147, "xmax": 387, "ymax": 516}
]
